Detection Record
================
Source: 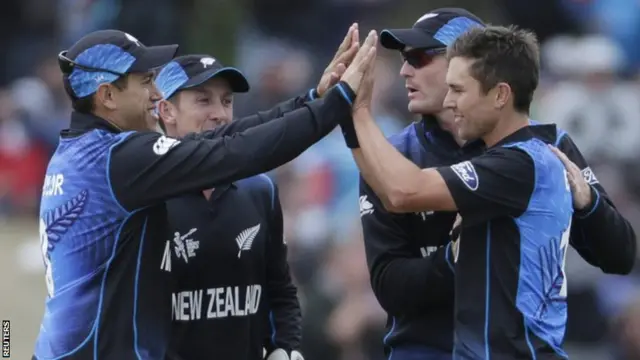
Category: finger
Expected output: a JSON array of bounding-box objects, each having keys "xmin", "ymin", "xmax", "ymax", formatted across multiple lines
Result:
[
  {"xmin": 339, "ymin": 24, "xmax": 356, "ymax": 52},
  {"xmin": 328, "ymin": 73, "xmax": 339, "ymax": 86},
  {"xmin": 335, "ymin": 42, "xmax": 359, "ymax": 66},
  {"xmin": 350, "ymin": 40, "xmax": 370, "ymax": 67},
  {"xmin": 363, "ymin": 30, "xmax": 378, "ymax": 48},
  {"xmin": 548, "ymin": 145, "xmax": 572, "ymax": 168},
  {"xmin": 351, "ymin": 23, "xmax": 360, "ymax": 46},
  {"xmin": 359, "ymin": 46, "xmax": 377, "ymax": 73},
  {"xmin": 354, "ymin": 31, "xmax": 377, "ymax": 64},
  {"xmin": 335, "ymin": 63, "xmax": 347, "ymax": 77}
]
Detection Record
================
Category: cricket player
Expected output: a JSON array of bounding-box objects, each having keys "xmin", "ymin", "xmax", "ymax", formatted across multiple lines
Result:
[
  {"xmin": 35, "ymin": 26, "xmax": 368, "ymax": 359},
  {"xmin": 154, "ymin": 54, "xmax": 304, "ymax": 360},
  {"xmin": 357, "ymin": 8, "xmax": 636, "ymax": 359},
  {"xmin": 350, "ymin": 26, "xmax": 579, "ymax": 358}
]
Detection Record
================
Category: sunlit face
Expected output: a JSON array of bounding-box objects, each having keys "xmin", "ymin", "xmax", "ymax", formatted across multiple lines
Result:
[
  {"xmin": 165, "ymin": 77, "xmax": 234, "ymax": 137},
  {"xmin": 111, "ymin": 72, "xmax": 160, "ymax": 131},
  {"xmin": 400, "ymin": 47, "xmax": 449, "ymax": 115},
  {"xmin": 443, "ymin": 57, "xmax": 500, "ymax": 141}
]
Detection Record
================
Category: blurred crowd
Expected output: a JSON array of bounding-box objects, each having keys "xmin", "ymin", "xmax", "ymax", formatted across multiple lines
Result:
[{"xmin": 2, "ymin": 0, "xmax": 640, "ymax": 359}]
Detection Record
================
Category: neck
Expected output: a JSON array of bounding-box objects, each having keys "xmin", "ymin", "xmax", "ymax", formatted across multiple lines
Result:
[
  {"xmin": 93, "ymin": 108, "xmax": 125, "ymax": 131},
  {"xmin": 203, "ymin": 188, "xmax": 214, "ymax": 200},
  {"xmin": 433, "ymin": 110, "xmax": 465, "ymax": 146},
  {"xmin": 482, "ymin": 112, "xmax": 529, "ymax": 147}
]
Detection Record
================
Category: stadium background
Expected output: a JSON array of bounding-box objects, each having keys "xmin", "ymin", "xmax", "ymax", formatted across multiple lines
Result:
[{"xmin": 1, "ymin": 0, "xmax": 640, "ymax": 358}]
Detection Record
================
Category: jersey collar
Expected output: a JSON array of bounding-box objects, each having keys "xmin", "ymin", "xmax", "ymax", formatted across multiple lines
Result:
[
  {"xmin": 65, "ymin": 111, "xmax": 123, "ymax": 136},
  {"xmin": 420, "ymin": 115, "xmax": 484, "ymax": 153},
  {"xmin": 492, "ymin": 126, "xmax": 536, "ymax": 148}
]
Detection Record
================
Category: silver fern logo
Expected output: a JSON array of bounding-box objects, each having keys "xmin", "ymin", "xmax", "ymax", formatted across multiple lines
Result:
[{"xmin": 236, "ymin": 224, "xmax": 261, "ymax": 258}]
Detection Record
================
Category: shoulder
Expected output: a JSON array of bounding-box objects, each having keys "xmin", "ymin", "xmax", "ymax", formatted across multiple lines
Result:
[
  {"xmin": 236, "ymin": 174, "xmax": 278, "ymax": 210},
  {"xmin": 388, "ymin": 122, "xmax": 419, "ymax": 153},
  {"xmin": 528, "ymin": 121, "xmax": 568, "ymax": 147}
]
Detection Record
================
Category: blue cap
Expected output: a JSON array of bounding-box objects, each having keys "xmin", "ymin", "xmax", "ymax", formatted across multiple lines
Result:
[
  {"xmin": 59, "ymin": 30, "xmax": 179, "ymax": 98},
  {"xmin": 380, "ymin": 8, "xmax": 485, "ymax": 50},
  {"xmin": 155, "ymin": 54, "xmax": 250, "ymax": 100}
]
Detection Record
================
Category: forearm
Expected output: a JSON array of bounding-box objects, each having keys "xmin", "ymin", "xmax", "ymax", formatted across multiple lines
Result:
[
  {"xmin": 266, "ymin": 284, "xmax": 302, "ymax": 352},
  {"xmin": 573, "ymin": 186, "xmax": 637, "ymax": 274},
  {"xmin": 351, "ymin": 110, "xmax": 425, "ymax": 210},
  {"xmin": 370, "ymin": 246, "xmax": 455, "ymax": 316}
]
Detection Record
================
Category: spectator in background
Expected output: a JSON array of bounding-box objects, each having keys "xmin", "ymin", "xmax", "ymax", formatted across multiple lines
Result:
[
  {"xmin": 0, "ymin": 88, "xmax": 47, "ymax": 216},
  {"xmin": 12, "ymin": 54, "xmax": 71, "ymax": 152}
]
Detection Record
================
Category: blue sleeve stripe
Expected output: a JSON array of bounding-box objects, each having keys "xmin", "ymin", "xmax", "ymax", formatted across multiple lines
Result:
[
  {"xmin": 484, "ymin": 223, "xmax": 492, "ymax": 359},
  {"xmin": 269, "ymin": 311, "xmax": 277, "ymax": 347},
  {"xmin": 259, "ymin": 174, "xmax": 276, "ymax": 211},
  {"xmin": 132, "ymin": 216, "xmax": 149, "ymax": 360},
  {"xmin": 336, "ymin": 83, "xmax": 353, "ymax": 105},
  {"xmin": 524, "ymin": 323, "xmax": 537, "ymax": 360},
  {"xmin": 308, "ymin": 88, "xmax": 316, "ymax": 101},
  {"xmin": 554, "ymin": 130, "xmax": 567, "ymax": 147},
  {"xmin": 577, "ymin": 187, "xmax": 601, "ymax": 219},
  {"xmin": 445, "ymin": 242, "xmax": 455, "ymax": 273}
]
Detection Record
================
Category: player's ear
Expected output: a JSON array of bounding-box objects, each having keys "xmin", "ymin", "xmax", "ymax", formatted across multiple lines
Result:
[
  {"xmin": 158, "ymin": 99, "xmax": 177, "ymax": 126},
  {"xmin": 493, "ymin": 82, "xmax": 511, "ymax": 110},
  {"xmin": 95, "ymin": 83, "xmax": 118, "ymax": 111}
]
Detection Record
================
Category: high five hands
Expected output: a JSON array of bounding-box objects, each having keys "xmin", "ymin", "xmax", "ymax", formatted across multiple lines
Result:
[{"xmin": 340, "ymin": 29, "xmax": 379, "ymax": 115}]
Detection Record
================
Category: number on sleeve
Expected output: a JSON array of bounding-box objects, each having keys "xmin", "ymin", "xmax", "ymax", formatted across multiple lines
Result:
[{"xmin": 39, "ymin": 218, "xmax": 54, "ymax": 298}]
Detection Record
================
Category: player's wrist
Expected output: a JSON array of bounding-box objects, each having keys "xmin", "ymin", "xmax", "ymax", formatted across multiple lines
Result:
[{"xmin": 575, "ymin": 186, "xmax": 600, "ymax": 218}]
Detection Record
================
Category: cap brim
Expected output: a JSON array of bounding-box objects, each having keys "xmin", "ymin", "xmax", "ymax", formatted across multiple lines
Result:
[
  {"xmin": 129, "ymin": 44, "xmax": 179, "ymax": 73},
  {"xmin": 182, "ymin": 67, "xmax": 250, "ymax": 93},
  {"xmin": 380, "ymin": 28, "xmax": 443, "ymax": 50}
]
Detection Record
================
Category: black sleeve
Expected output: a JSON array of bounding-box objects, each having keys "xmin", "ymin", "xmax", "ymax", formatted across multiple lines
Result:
[
  {"xmin": 556, "ymin": 134, "xmax": 637, "ymax": 274},
  {"xmin": 109, "ymin": 84, "xmax": 354, "ymax": 211},
  {"xmin": 436, "ymin": 148, "xmax": 536, "ymax": 224},
  {"xmin": 360, "ymin": 177, "xmax": 455, "ymax": 317},
  {"xmin": 264, "ymin": 182, "xmax": 302, "ymax": 353},
  {"xmin": 191, "ymin": 89, "xmax": 314, "ymax": 139}
]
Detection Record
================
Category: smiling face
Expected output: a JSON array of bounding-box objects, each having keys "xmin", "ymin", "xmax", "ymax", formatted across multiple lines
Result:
[
  {"xmin": 443, "ymin": 56, "xmax": 501, "ymax": 141},
  {"xmin": 160, "ymin": 77, "xmax": 234, "ymax": 137},
  {"xmin": 108, "ymin": 71, "xmax": 161, "ymax": 131}
]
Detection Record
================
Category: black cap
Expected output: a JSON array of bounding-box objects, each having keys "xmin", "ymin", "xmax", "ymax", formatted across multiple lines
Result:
[
  {"xmin": 154, "ymin": 54, "xmax": 250, "ymax": 100},
  {"xmin": 380, "ymin": 8, "xmax": 485, "ymax": 51},
  {"xmin": 59, "ymin": 29, "xmax": 179, "ymax": 98}
]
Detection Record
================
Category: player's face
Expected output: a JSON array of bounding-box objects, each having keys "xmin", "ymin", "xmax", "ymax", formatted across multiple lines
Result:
[
  {"xmin": 400, "ymin": 47, "xmax": 449, "ymax": 115},
  {"xmin": 112, "ymin": 72, "xmax": 162, "ymax": 131},
  {"xmin": 443, "ymin": 57, "xmax": 499, "ymax": 141},
  {"xmin": 172, "ymin": 77, "xmax": 234, "ymax": 137}
]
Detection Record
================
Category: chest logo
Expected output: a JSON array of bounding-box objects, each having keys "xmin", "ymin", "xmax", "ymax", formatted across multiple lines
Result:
[
  {"xmin": 173, "ymin": 228, "xmax": 199, "ymax": 264},
  {"xmin": 236, "ymin": 224, "xmax": 261, "ymax": 258}
]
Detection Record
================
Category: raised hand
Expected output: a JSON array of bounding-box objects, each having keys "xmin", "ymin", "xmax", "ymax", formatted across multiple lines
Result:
[
  {"xmin": 316, "ymin": 23, "xmax": 360, "ymax": 97},
  {"xmin": 352, "ymin": 30, "xmax": 378, "ymax": 114},
  {"xmin": 341, "ymin": 30, "xmax": 378, "ymax": 97}
]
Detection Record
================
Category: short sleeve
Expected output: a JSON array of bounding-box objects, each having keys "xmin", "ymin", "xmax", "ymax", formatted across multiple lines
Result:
[{"xmin": 436, "ymin": 147, "xmax": 536, "ymax": 223}]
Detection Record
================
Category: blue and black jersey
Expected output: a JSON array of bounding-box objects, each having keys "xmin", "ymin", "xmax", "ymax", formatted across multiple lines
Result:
[
  {"xmin": 437, "ymin": 127, "xmax": 573, "ymax": 359},
  {"xmin": 359, "ymin": 117, "xmax": 636, "ymax": 359},
  {"xmin": 34, "ymin": 85, "xmax": 353, "ymax": 360}
]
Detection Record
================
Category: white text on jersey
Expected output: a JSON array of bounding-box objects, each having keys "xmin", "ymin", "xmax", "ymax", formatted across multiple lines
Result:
[{"xmin": 172, "ymin": 284, "xmax": 262, "ymax": 321}]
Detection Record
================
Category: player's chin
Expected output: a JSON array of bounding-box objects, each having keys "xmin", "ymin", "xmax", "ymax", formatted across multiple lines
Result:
[
  {"xmin": 143, "ymin": 113, "xmax": 160, "ymax": 132},
  {"xmin": 457, "ymin": 126, "xmax": 477, "ymax": 142},
  {"xmin": 408, "ymin": 99, "xmax": 439, "ymax": 115}
]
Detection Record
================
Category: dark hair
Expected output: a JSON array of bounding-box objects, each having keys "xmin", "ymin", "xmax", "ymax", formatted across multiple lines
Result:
[
  {"xmin": 446, "ymin": 25, "xmax": 540, "ymax": 113},
  {"xmin": 64, "ymin": 75, "xmax": 130, "ymax": 114}
]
